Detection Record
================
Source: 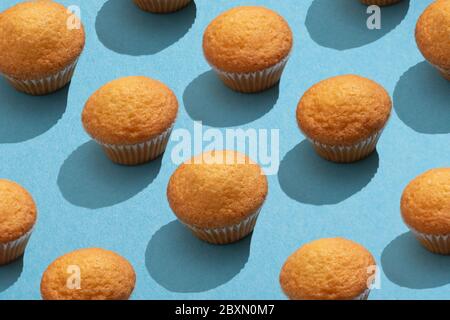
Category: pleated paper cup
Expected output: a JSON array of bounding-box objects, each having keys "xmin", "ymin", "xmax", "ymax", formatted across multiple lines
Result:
[
  {"xmin": 360, "ymin": 0, "xmax": 402, "ymax": 6},
  {"xmin": 353, "ymin": 270, "xmax": 376, "ymax": 300},
  {"xmin": 306, "ymin": 129, "xmax": 384, "ymax": 163},
  {"xmin": 0, "ymin": 229, "xmax": 33, "ymax": 265},
  {"xmin": 133, "ymin": 0, "xmax": 192, "ymax": 13},
  {"xmin": 181, "ymin": 208, "xmax": 262, "ymax": 245},
  {"xmin": 211, "ymin": 55, "xmax": 290, "ymax": 93},
  {"xmin": 96, "ymin": 126, "xmax": 173, "ymax": 166},
  {"xmin": 409, "ymin": 228, "xmax": 450, "ymax": 255},
  {"xmin": 353, "ymin": 288, "xmax": 371, "ymax": 300},
  {"xmin": 2, "ymin": 59, "xmax": 79, "ymax": 96}
]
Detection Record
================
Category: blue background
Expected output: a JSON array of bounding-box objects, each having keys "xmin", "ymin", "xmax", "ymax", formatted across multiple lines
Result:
[{"xmin": 0, "ymin": 0, "xmax": 449, "ymax": 300}]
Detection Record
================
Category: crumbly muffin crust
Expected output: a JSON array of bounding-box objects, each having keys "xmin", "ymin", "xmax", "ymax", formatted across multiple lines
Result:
[
  {"xmin": 41, "ymin": 248, "xmax": 136, "ymax": 300},
  {"xmin": 203, "ymin": 6, "xmax": 293, "ymax": 73},
  {"xmin": 296, "ymin": 75, "xmax": 392, "ymax": 146},
  {"xmin": 0, "ymin": 179, "xmax": 36, "ymax": 243},
  {"xmin": 167, "ymin": 150, "xmax": 268, "ymax": 229},
  {"xmin": 280, "ymin": 238, "xmax": 376, "ymax": 300},
  {"xmin": 82, "ymin": 76, "xmax": 178, "ymax": 145},
  {"xmin": 401, "ymin": 168, "xmax": 450, "ymax": 235},
  {"xmin": 415, "ymin": 0, "xmax": 450, "ymax": 71},
  {"xmin": 0, "ymin": 0, "xmax": 85, "ymax": 80}
]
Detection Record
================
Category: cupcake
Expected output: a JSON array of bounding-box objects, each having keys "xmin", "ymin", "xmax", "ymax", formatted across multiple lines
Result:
[
  {"xmin": 415, "ymin": 0, "xmax": 450, "ymax": 81},
  {"xmin": 0, "ymin": 0, "xmax": 85, "ymax": 95},
  {"xmin": 401, "ymin": 168, "xmax": 450, "ymax": 255},
  {"xmin": 82, "ymin": 76, "xmax": 178, "ymax": 165},
  {"xmin": 167, "ymin": 150, "xmax": 268, "ymax": 244},
  {"xmin": 0, "ymin": 179, "xmax": 37, "ymax": 265},
  {"xmin": 203, "ymin": 6, "xmax": 293, "ymax": 93},
  {"xmin": 359, "ymin": 0, "xmax": 402, "ymax": 5},
  {"xmin": 280, "ymin": 238, "xmax": 376, "ymax": 300},
  {"xmin": 41, "ymin": 248, "xmax": 136, "ymax": 300},
  {"xmin": 133, "ymin": 0, "xmax": 192, "ymax": 13},
  {"xmin": 296, "ymin": 75, "xmax": 392, "ymax": 163}
]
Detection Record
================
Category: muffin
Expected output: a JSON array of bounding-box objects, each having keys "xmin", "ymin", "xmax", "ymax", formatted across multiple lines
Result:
[
  {"xmin": 133, "ymin": 0, "xmax": 191, "ymax": 13},
  {"xmin": 203, "ymin": 6, "xmax": 293, "ymax": 93},
  {"xmin": 296, "ymin": 75, "xmax": 392, "ymax": 163},
  {"xmin": 167, "ymin": 150, "xmax": 268, "ymax": 244},
  {"xmin": 41, "ymin": 248, "xmax": 136, "ymax": 300},
  {"xmin": 415, "ymin": 0, "xmax": 450, "ymax": 81},
  {"xmin": 0, "ymin": 179, "xmax": 37, "ymax": 265},
  {"xmin": 82, "ymin": 76, "xmax": 178, "ymax": 165},
  {"xmin": 0, "ymin": 0, "xmax": 85, "ymax": 95},
  {"xmin": 401, "ymin": 168, "xmax": 450, "ymax": 255},
  {"xmin": 360, "ymin": 0, "xmax": 402, "ymax": 5},
  {"xmin": 280, "ymin": 238, "xmax": 376, "ymax": 300}
]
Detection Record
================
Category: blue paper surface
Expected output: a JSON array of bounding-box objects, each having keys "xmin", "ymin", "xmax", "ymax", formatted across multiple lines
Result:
[{"xmin": 0, "ymin": 0, "xmax": 449, "ymax": 300}]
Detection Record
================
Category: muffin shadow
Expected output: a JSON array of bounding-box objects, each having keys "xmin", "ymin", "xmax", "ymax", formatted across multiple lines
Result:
[
  {"xmin": 183, "ymin": 71, "xmax": 279, "ymax": 127},
  {"xmin": 145, "ymin": 220, "xmax": 251, "ymax": 293},
  {"xmin": 0, "ymin": 257, "xmax": 23, "ymax": 293},
  {"xmin": 394, "ymin": 61, "xmax": 450, "ymax": 134},
  {"xmin": 278, "ymin": 140, "xmax": 379, "ymax": 205},
  {"xmin": 57, "ymin": 141, "xmax": 162, "ymax": 209},
  {"xmin": 95, "ymin": 0, "xmax": 197, "ymax": 56},
  {"xmin": 381, "ymin": 232, "xmax": 450, "ymax": 289},
  {"xmin": 305, "ymin": 0, "xmax": 410, "ymax": 50},
  {"xmin": 0, "ymin": 78, "xmax": 68, "ymax": 143}
]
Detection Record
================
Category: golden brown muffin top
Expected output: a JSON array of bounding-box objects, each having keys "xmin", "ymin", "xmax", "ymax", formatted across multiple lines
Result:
[
  {"xmin": 82, "ymin": 76, "xmax": 178, "ymax": 145},
  {"xmin": 280, "ymin": 238, "xmax": 376, "ymax": 300},
  {"xmin": 0, "ymin": 179, "xmax": 37, "ymax": 243},
  {"xmin": 40, "ymin": 248, "xmax": 136, "ymax": 300},
  {"xmin": 415, "ymin": 0, "xmax": 450, "ymax": 70},
  {"xmin": 0, "ymin": 0, "xmax": 85, "ymax": 80},
  {"xmin": 296, "ymin": 75, "xmax": 392, "ymax": 146},
  {"xmin": 401, "ymin": 168, "xmax": 450, "ymax": 235},
  {"xmin": 167, "ymin": 150, "xmax": 268, "ymax": 229},
  {"xmin": 203, "ymin": 6, "xmax": 293, "ymax": 73}
]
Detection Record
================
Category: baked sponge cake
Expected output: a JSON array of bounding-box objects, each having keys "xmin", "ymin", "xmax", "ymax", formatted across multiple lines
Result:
[
  {"xmin": 360, "ymin": 0, "xmax": 402, "ymax": 5},
  {"xmin": 0, "ymin": 0, "xmax": 85, "ymax": 95},
  {"xmin": 133, "ymin": 0, "xmax": 192, "ymax": 13},
  {"xmin": 280, "ymin": 238, "xmax": 376, "ymax": 300},
  {"xmin": 82, "ymin": 76, "xmax": 178, "ymax": 165},
  {"xmin": 0, "ymin": 179, "xmax": 37, "ymax": 265},
  {"xmin": 401, "ymin": 168, "xmax": 450, "ymax": 254},
  {"xmin": 296, "ymin": 75, "xmax": 392, "ymax": 163},
  {"xmin": 203, "ymin": 6, "xmax": 293, "ymax": 93},
  {"xmin": 415, "ymin": 0, "xmax": 450, "ymax": 81},
  {"xmin": 167, "ymin": 150, "xmax": 268, "ymax": 244},
  {"xmin": 41, "ymin": 248, "xmax": 136, "ymax": 300}
]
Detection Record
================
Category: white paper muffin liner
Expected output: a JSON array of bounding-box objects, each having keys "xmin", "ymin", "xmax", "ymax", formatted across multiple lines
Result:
[
  {"xmin": 352, "ymin": 269, "xmax": 375, "ymax": 300},
  {"xmin": 306, "ymin": 128, "xmax": 384, "ymax": 163},
  {"xmin": 181, "ymin": 207, "xmax": 262, "ymax": 245},
  {"xmin": 96, "ymin": 125, "xmax": 173, "ymax": 166},
  {"xmin": 211, "ymin": 54, "xmax": 291, "ymax": 93},
  {"xmin": 2, "ymin": 59, "xmax": 79, "ymax": 96},
  {"xmin": 353, "ymin": 288, "xmax": 371, "ymax": 300},
  {"xmin": 0, "ymin": 228, "xmax": 33, "ymax": 265},
  {"xmin": 133, "ymin": 0, "xmax": 192, "ymax": 13},
  {"xmin": 360, "ymin": 0, "xmax": 402, "ymax": 5},
  {"xmin": 408, "ymin": 227, "xmax": 450, "ymax": 255}
]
